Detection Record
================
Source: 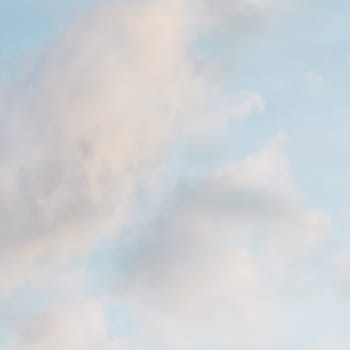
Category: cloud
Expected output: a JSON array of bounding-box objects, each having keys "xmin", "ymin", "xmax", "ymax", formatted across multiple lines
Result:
[
  {"xmin": 197, "ymin": 0, "xmax": 293, "ymax": 37},
  {"xmin": 0, "ymin": 266, "xmax": 124, "ymax": 350},
  {"xmin": 115, "ymin": 133, "xmax": 330, "ymax": 350},
  {"xmin": 0, "ymin": 0, "xmax": 271, "ymax": 296},
  {"xmin": 0, "ymin": 1, "xmax": 318, "ymax": 349},
  {"xmin": 5, "ymin": 299, "xmax": 121, "ymax": 350},
  {"xmin": 0, "ymin": 2, "xmax": 192, "ymax": 273},
  {"xmin": 0, "ymin": 0, "xmax": 191, "ymax": 258}
]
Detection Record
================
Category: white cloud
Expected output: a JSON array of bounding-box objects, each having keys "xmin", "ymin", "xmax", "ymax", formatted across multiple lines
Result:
[
  {"xmin": 116, "ymin": 133, "xmax": 330, "ymax": 350},
  {"xmin": 0, "ymin": 1, "xmax": 192, "ymax": 269},
  {"xmin": 5, "ymin": 299, "xmax": 121, "ymax": 350},
  {"xmin": 1, "ymin": 267, "xmax": 124, "ymax": 350},
  {"xmin": 0, "ymin": 1, "xmax": 319, "ymax": 349},
  {"xmin": 0, "ymin": 0, "xmax": 271, "ymax": 294}
]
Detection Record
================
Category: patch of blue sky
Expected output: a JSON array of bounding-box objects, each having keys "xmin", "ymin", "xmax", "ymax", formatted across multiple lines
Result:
[
  {"xmin": 0, "ymin": 0, "xmax": 96, "ymax": 80},
  {"xmin": 84, "ymin": 236, "xmax": 147, "ymax": 342},
  {"xmin": 0, "ymin": 286, "xmax": 50, "ymax": 346},
  {"xmin": 104, "ymin": 301, "xmax": 141, "ymax": 342}
]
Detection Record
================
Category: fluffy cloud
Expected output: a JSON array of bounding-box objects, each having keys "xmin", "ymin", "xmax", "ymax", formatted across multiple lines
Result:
[
  {"xmin": 0, "ymin": 0, "xmax": 188, "ymax": 263},
  {"xmin": 0, "ymin": 267, "xmax": 124, "ymax": 350},
  {"xmin": 0, "ymin": 0, "xmax": 268, "ymax": 272},
  {"xmin": 115, "ymin": 133, "xmax": 329, "ymax": 350},
  {"xmin": 4, "ymin": 299, "xmax": 121, "ymax": 350},
  {"xmin": 0, "ymin": 0, "xmax": 268, "ymax": 346},
  {"xmin": 0, "ymin": 0, "xmax": 325, "ymax": 350}
]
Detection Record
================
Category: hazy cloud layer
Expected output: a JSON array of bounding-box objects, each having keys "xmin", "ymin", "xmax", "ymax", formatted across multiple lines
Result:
[{"xmin": 0, "ymin": 0, "xmax": 337, "ymax": 350}]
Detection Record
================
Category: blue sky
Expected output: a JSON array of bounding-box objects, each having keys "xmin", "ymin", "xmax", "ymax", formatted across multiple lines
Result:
[
  {"xmin": 0, "ymin": 0, "xmax": 95, "ymax": 80},
  {"xmin": 0, "ymin": 0, "xmax": 350, "ymax": 349}
]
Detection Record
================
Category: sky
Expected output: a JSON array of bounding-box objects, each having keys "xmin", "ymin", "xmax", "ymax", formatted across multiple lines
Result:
[{"xmin": 0, "ymin": 0, "xmax": 350, "ymax": 349}]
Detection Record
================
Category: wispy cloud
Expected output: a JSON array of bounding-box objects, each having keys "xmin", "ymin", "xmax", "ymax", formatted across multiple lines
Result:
[{"xmin": 0, "ymin": 1, "xmax": 335, "ymax": 350}]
